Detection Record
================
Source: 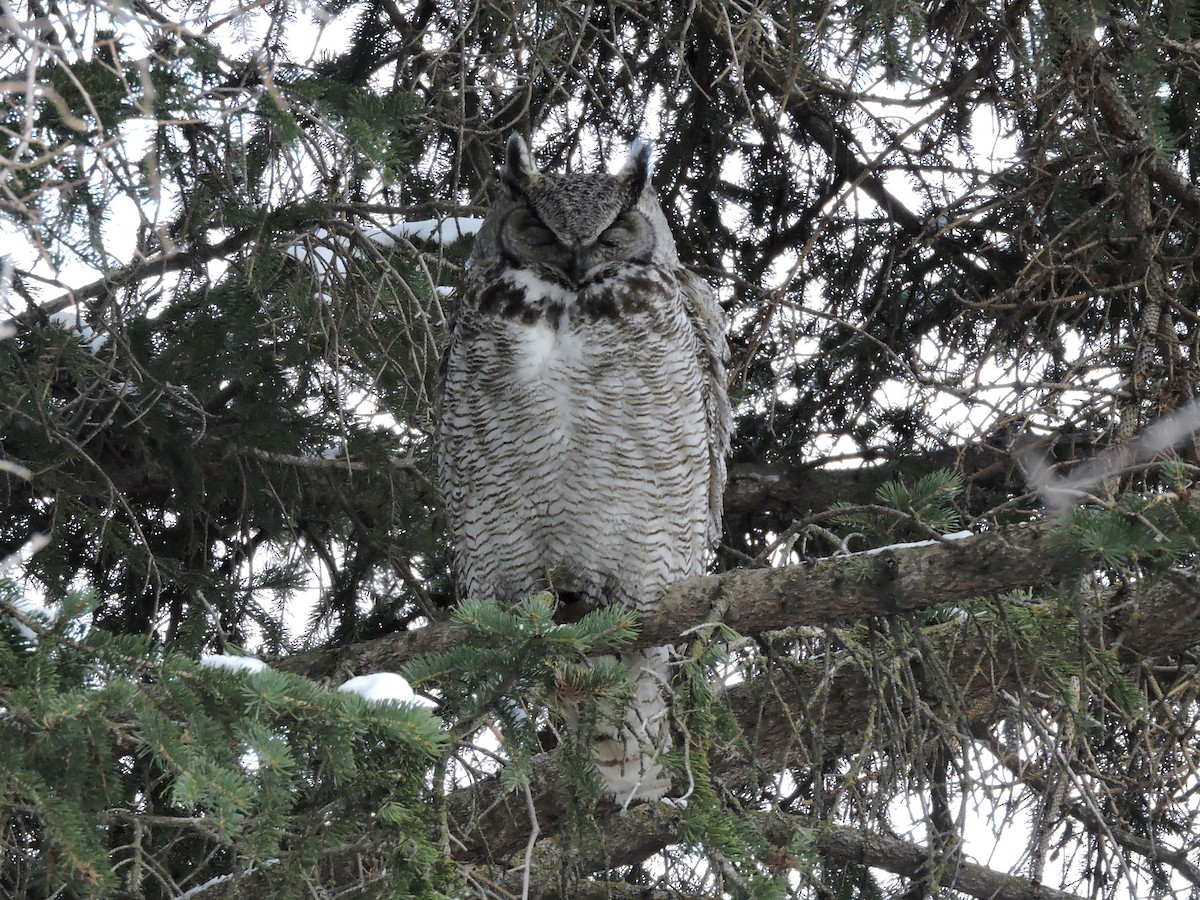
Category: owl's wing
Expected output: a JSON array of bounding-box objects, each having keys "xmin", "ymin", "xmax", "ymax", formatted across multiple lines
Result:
[
  {"xmin": 432, "ymin": 280, "xmax": 474, "ymax": 597},
  {"xmin": 677, "ymin": 268, "xmax": 732, "ymax": 557}
]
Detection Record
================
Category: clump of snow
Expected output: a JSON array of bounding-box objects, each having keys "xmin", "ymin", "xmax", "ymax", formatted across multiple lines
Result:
[
  {"xmin": 176, "ymin": 872, "xmax": 233, "ymax": 898},
  {"xmin": 199, "ymin": 653, "xmax": 270, "ymax": 675},
  {"xmin": 288, "ymin": 218, "xmax": 484, "ymax": 283},
  {"xmin": 858, "ymin": 529, "xmax": 975, "ymax": 557},
  {"xmin": 285, "ymin": 229, "xmax": 348, "ymax": 279},
  {"xmin": 0, "ymin": 533, "xmax": 48, "ymax": 575},
  {"xmin": 374, "ymin": 217, "xmax": 484, "ymax": 246},
  {"xmin": 48, "ymin": 306, "xmax": 108, "ymax": 353},
  {"xmin": 0, "ymin": 460, "xmax": 32, "ymax": 480},
  {"xmin": 177, "ymin": 860, "xmax": 278, "ymax": 898},
  {"xmin": 338, "ymin": 672, "xmax": 434, "ymax": 707}
]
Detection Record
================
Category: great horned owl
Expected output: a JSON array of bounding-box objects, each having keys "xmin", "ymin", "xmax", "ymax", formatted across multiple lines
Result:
[{"xmin": 435, "ymin": 134, "xmax": 730, "ymax": 803}]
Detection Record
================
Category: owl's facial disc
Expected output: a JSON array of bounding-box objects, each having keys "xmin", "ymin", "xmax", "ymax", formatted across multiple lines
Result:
[{"xmin": 500, "ymin": 204, "xmax": 655, "ymax": 287}]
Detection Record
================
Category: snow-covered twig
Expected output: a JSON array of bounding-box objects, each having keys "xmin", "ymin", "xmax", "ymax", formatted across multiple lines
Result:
[
  {"xmin": 197, "ymin": 653, "xmax": 270, "ymax": 675},
  {"xmin": 286, "ymin": 217, "xmax": 484, "ymax": 281},
  {"xmin": 338, "ymin": 671, "xmax": 436, "ymax": 708},
  {"xmin": 48, "ymin": 305, "xmax": 108, "ymax": 353}
]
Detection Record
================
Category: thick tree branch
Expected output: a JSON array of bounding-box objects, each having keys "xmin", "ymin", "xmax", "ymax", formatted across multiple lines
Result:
[
  {"xmin": 273, "ymin": 521, "xmax": 1074, "ymax": 861},
  {"xmin": 487, "ymin": 804, "xmax": 1091, "ymax": 900},
  {"xmin": 804, "ymin": 817, "xmax": 1083, "ymax": 900},
  {"xmin": 5, "ymin": 431, "xmax": 1016, "ymax": 543},
  {"xmin": 279, "ymin": 516, "xmax": 1067, "ymax": 680}
]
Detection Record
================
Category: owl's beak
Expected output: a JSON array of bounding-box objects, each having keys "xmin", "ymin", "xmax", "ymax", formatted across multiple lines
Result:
[{"xmin": 568, "ymin": 247, "xmax": 588, "ymax": 286}]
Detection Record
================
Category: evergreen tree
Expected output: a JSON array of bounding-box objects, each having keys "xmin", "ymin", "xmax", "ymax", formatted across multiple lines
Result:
[{"xmin": 2, "ymin": 1, "xmax": 1200, "ymax": 897}]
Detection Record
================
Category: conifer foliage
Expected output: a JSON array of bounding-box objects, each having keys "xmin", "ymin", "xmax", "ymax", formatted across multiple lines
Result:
[{"xmin": 3, "ymin": 1, "xmax": 1200, "ymax": 898}]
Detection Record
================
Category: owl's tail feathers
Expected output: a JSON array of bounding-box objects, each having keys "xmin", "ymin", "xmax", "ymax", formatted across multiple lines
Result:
[{"xmin": 592, "ymin": 645, "xmax": 674, "ymax": 807}]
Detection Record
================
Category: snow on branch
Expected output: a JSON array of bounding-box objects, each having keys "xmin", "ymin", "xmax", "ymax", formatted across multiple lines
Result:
[
  {"xmin": 373, "ymin": 217, "xmax": 485, "ymax": 245},
  {"xmin": 337, "ymin": 671, "xmax": 436, "ymax": 708},
  {"xmin": 286, "ymin": 217, "xmax": 484, "ymax": 280},
  {"xmin": 47, "ymin": 305, "xmax": 108, "ymax": 353},
  {"xmin": 198, "ymin": 653, "xmax": 271, "ymax": 675}
]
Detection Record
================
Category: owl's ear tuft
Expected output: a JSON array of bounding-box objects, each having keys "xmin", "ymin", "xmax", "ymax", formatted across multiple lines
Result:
[
  {"xmin": 618, "ymin": 138, "xmax": 653, "ymax": 196},
  {"xmin": 501, "ymin": 133, "xmax": 539, "ymax": 196}
]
